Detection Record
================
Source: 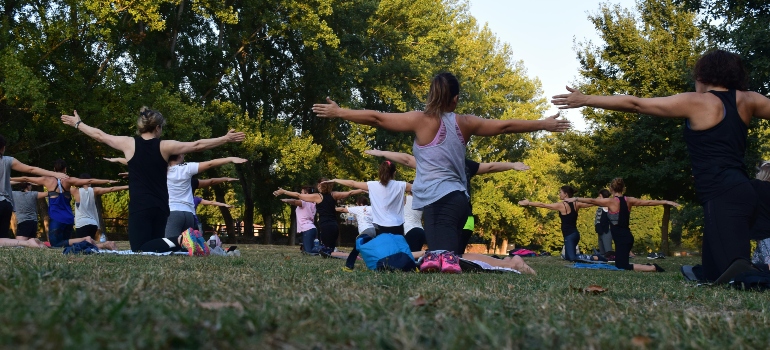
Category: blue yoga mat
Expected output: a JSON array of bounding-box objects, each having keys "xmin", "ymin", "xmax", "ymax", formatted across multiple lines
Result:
[{"xmin": 570, "ymin": 263, "xmax": 624, "ymax": 271}]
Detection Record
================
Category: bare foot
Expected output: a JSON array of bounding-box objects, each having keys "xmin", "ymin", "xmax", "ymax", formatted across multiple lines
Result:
[
  {"xmin": 504, "ymin": 256, "xmax": 537, "ymax": 276},
  {"xmin": 98, "ymin": 241, "xmax": 117, "ymax": 250}
]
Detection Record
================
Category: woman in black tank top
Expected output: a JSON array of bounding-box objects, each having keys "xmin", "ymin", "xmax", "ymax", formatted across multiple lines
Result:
[
  {"xmin": 519, "ymin": 186, "xmax": 594, "ymax": 261},
  {"xmin": 569, "ymin": 178, "xmax": 679, "ymax": 272},
  {"xmin": 553, "ymin": 50, "xmax": 770, "ymax": 281},
  {"xmin": 61, "ymin": 107, "xmax": 246, "ymax": 251},
  {"xmin": 274, "ymin": 177, "xmax": 366, "ymax": 252}
]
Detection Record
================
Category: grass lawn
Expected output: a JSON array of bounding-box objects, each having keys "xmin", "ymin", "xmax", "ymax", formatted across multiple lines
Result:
[{"xmin": 1, "ymin": 243, "xmax": 768, "ymax": 349}]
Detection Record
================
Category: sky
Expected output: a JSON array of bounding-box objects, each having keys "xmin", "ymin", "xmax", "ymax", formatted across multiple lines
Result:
[{"xmin": 467, "ymin": 0, "xmax": 637, "ymax": 130}]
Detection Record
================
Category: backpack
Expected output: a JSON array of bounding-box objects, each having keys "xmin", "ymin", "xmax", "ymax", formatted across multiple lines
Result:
[{"xmin": 356, "ymin": 233, "xmax": 416, "ymax": 272}]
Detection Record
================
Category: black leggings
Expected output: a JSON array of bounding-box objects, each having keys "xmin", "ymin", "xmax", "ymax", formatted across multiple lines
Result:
[
  {"xmin": 317, "ymin": 222, "xmax": 339, "ymax": 250},
  {"xmin": 0, "ymin": 200, "xmax": 12, "ymax": 239},
  {"xmin": 405, "ymin": 227, "xmax": 427, "ymax": 252},
  {"xmin": 611, "ymin": 227, "xmax": 634, "ymax": 270},
  {"xmin": 374, "ymin": 224, "xmax": 404, "ymax": 236},
  {"xmin": 140, "ymin": 235, "xmax": 181, "ymax": 253},
  {"xmin": 701, "ymin": 182, "xmax": 757, "ymax": 281},
  {"xmin": 74, "ymin": 224, "xmax": 98, "ymax": 240},
  {"xmin": 423, "ymin": 191, "xmax": 470, "ymax": 253},
  {"xmin": 129, "ymin": 208, "xmax": 169, "ymax": 251}
]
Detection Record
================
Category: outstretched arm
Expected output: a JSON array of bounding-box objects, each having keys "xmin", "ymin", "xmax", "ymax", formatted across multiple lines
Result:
[
  {"xmin": 281, "ymin": 198, "xmax": 303, "ymax": 207},
  {"xmin": 10, "ymin": 177, "xmax": 47, "ymax": 186},
  {"xmin": 477, "ymin": 162, "xmax": 530, "ymax": 175},
  {"xmin": 159, "ymin": 130, "xmax": 246, "ymax": 160},
  {"xmin": 61, "ymin": 111, "xmax": 134, "ymax": 155},
  {"xmin": 11, "ymin": 160, "xmax": 68, "ymax": 179},
  {"xmin": 626, "ymin": 197, "xmax": 680, "ymax": 208},
  {"xmin": 103, "ymin": 157, "xmax": 128, "ymax": 165},
  {"xmin": 273, "ymin": 188, "xmax": 322, "ymax": 203},
  {"xmin": 551, "ymin": 86, "xmax": 706, "ymax": 119},
  {"xmin": 335, "ymin": 207, "xmax": 349, "ymax": 213},
  {"xmin": 323, "ymin": 179, "xmax": 368, "ymax": 191},
  {"xmin": 365, "ymin": 150, "xmax": 416, "ymax": 169},
  {"xmin": 517, "ymin": 199, "xmax": 562, "ymax": 211},
  {"xmin": 195, "ymin": 177, "xmax": 239, "ymax": 189},
  {"xmin": 333, "ymin": 189, "xmax": 367, "ymax": 200},
  {"xmin": 66, "ymin": 178, "xmax": 118, "ymax": 187},
  {"xmin": 199, "ymin": 199, "xmax": 233, "ymax": 208},
  {"xmin": 36, "ymin": 192, "xmax": 48, "ymax": 199},
  {"xmin": 574, "ymin": 202, "xmax": 596, "ymax": 209},
  {"xmin": 197, "ymin": 157, "xmax": 247, "ymax": 173},
  {"xmin": 459, "ymin": 113, "xmax": 570, "ymax": 137},
  {"xmin": 566, "ymin": 196, "xmax": 615, "ymax": 207},
  {"xmin": 93, "ymin": 185, "xmax": 129, "ymax": 196},
  {"xmin": 313, "ymin": 98, "xmax": 423, "ymax": 133}
]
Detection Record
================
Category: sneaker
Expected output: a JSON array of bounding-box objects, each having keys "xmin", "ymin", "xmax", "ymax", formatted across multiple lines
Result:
[
  {"xmin": 440, "ymin": 252, "xmax": 462, "ymax": 274},
  {"xmin": 419, "ymin": 251, "xmax": 442, "ymax": 272},
  {"xmin": 192, "ymin": 230, "xmax": 211, "ymax": 256},
  {"xmin": 319, "ymin": 246, "xmax": 334, "ymax": 258},
  {"xmin": 180, "ymin": 228, "xmax": 199, "ymax": 256}
]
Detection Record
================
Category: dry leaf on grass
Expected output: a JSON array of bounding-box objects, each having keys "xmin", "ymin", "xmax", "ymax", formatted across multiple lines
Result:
[
  {"xmin": 631, "ymin": 335, "xmax": 652, "ymax": 347},
  {"xmin": 199, "ymin": 301, "xmax": 244, "ymax": 312},
  {"xmin": 569, "ymin": 284, "xmax": 608, "ymax": 294},
  {"xmin": 410, "ymin": 295, "xmax": 427, "ymax": 307}
]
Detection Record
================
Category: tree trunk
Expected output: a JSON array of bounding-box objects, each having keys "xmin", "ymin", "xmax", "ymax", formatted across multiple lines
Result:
[
  {"xmin": 212, "ymin": 185, "xmax": 235, "ymax": 239},
  {"xmin": 236, "ymin": 168, "xmax": 254, "ymax": 243},
  {"xmin": 500, "ymin": 237, "xmax": 509, "ymax": 255},
  {"xmin": 289, "ymin": 206, "xmax": 297, "ymax": 246},
  {"xmin": 489, "ymin": 235, "xmax": 497, "ymax": 255},
  {"xmin": 661, "ymin": 205, "xmax": 671, "ymax": 256},
  {"xmin": 262, "ymin": 211, "xmax": 272, "ymax": 245}
]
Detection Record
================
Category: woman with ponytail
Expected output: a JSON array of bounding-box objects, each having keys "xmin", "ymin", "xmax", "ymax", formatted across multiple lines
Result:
[
  {"xmin": 519, "ymin": 186, "xmax": 595, "ymax": 262},
  {"xmin": 566, "ymin": 178, "xmax": 680, "ymax": 272},
  {"xmin": 60, "ymin": 108, "xmax": 246, "ymax": 251},
  {"xmin": 313, "ymin": 72, "xmax": 570, "ymax": 273}
]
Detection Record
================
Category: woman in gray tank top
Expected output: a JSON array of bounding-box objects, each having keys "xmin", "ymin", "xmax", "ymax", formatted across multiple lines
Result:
[
  {"xmin": 11, "ymin": 182, "xmax": 47, "ymax": 240},
  {"xmin": 313, "ymin": 72, "xmax": 570, "ymax": 273}
]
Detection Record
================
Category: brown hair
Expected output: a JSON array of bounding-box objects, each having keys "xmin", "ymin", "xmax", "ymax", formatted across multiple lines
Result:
[
  {"xmin": 53, "ymin": 159, "xmax": 67, "ymax": 172},
  {"xmin": 378, "ymin": 160, "xmax": 396, "ymax": 186},
  {"xmin": 598, "ymin": 189, "xmax": 611, "ymax": 198},
  {"xmin": 560, "ymin": 185, "xmax": 575, "ymax": 198},
  {"xmin": 356, "ymin": 196, "xmax": 369, "ymax": 206},
  {"xmin": 137, "ymin": 106, "xmax": 166, "ymax": 135},
  {"xmin": 693, "ymin": 50, "xmax": 748, "ymax": 91},
  {"xmin": 317, "ymin": 178, "xmax": 334, "ymax": 194},
  {"xmin": 610, "ymin": 178, "xmax": 625, "ymax": 194},
  {"xmin": 301, "ymin": 186, "xmax": 314, "ymax": 194},
  {"xmin": 424, "ymin": 72, "xmax": 460, "ymax": 116}
]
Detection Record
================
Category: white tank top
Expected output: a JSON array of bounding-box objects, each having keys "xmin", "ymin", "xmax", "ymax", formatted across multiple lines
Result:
[{"xmin": 75, "ymin": 187, "xmax": 99, "ymax": 228}]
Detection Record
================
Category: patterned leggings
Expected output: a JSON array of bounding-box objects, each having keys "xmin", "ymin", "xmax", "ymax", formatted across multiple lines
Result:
[{"xmin": 752, "ymin": 238, "xmax": 770, "ymax": 267}]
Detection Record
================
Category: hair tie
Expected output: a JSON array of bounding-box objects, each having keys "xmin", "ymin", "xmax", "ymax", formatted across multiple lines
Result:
[{"xmin": 386, "ymin": 160, "xmax": 391, "ymax": 166}]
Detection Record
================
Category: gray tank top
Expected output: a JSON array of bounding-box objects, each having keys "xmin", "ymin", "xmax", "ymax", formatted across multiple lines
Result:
[
  {"xmin": 75, "ymin": 187, "xmax": 100, "ymax": 228},
  {"xmin": 0, "ymin": 156, "xmax": 14, "ymax": 208},
  {"xmin": 12, "ymin": 191, "xmax": 38, "ymax": 223},
  {"xmin": 411, "ymin": 112, "xmax": 469, "ymax": 209}
]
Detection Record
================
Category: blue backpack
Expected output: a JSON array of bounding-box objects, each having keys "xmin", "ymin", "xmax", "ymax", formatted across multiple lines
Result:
[{"xmin": 356, "ymin": 233, "xmax": 416, "ymax": 272}]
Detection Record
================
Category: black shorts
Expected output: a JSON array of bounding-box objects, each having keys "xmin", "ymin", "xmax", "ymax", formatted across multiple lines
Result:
[
  {"xmin": 74, "ymin": 224, "xmax": 99, "ymax": 240},
  {"xmin": 15, "ymin": 220, "xmax": 38, "ymax": 238}
]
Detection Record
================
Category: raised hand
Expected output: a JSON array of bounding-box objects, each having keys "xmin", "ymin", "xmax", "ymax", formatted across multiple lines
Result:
[
  {"xmin": 118, "ymin": 172, "xmax": 129, "ymax": 178},
  {"xmin": 227, "ymin": 178, "xmax": 239, "ymax": 182},
  {"xmin": 230, "ymin": 157, "xmax": 248, "ymax": 164},
  {"xmin": 364, "ymin": 150, "xmax": 382, "ymax": 157},
  {"xmin": 518, "ymin": 199, "xmax": 530, "ymax": 206},
  {"xmin": 273, "ymin": 188, "xmax": 286, "ymax": 197},
  {"xmin": 60, "ymin": 110, "xmax": 81, "ymax": 127},
  {"xmin": 512, "ymin": 162, "xmax": 530, "ymax": 171},
  {"xmin": 312, "ymin": 97, "xmax": 342, "ymax": 118},
  {"xmin": 551, "ymin": 86, "xmax": 587, "ymax": 109},
  {"xmin": 668, "ymin": 201, "xmax": 681, "ymax": 208},
  {"xmin": 541, "ymin": 112, "xmax": 571, "ymax": 132},
  {"xmin": 225, "ymin": 129, "xmax": 246, "ymax": 143},
  {"xmin": 53, "ymin": 172, "xmax": 69, "ymax": 180}
]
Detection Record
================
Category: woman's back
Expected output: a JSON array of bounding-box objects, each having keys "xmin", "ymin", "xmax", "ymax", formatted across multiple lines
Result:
[
  {"xmin": 412, "ymin": 113, "xmax": 467, "ymax": 210},
  {"xmin": 128, "ymin": 137, "xmax": 168, "ymax": 213}
]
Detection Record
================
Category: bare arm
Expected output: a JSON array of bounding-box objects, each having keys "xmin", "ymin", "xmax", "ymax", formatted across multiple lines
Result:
[
  {"xmin": 36, "ymin": 192, "xmax": 48, "ymax": 199},
  {"xmin": 61, "ymin": 111, "xmax": 134, "ymax": 156},
  {"xmin": 199, "ymin": 199, "xmax": 233, "ymax": 208},
  {"xmin": 273, "ymin": 188, "xmax": 323, "ymax": 203},
  {"xmin": 195, "ymin": 177, "xmax": 239, "ymax": 189},
  {"xmin": 281, "ymin": 198, "xmax": 303, "ymax": 207},
  {"xmin": 477, "ymin": 162, "xmax": 529, "ymax": 175},
  {"xmin": 574, "ymin": 202, "xmax": 596, "ymax": 209},
  {"xmin": 566, "ymin": 197, "xmax": 616, "ymax": 207},
  {"xmin": 159, "ymin": 130, "xmax": 246, "ymax": 160},
  {"xmin": 93, "ymin": 185, "xmax": 129, "ymax": 195},
  {"xmin": 11, "ymin": 160, "xmax": 68, "ymax": 179},
  {"xmin": 626, "ymin": 197, "xmax": 680, "ymax": 208},
  {"xmin": 405, "ymin": 183, "xmax": 412, "ymax": 192},
  {"xmin": 551, "ymin": 87, "xmax": 706, "ymax": 119},
  {"xmin": 750, "ymin": 91, "xmax": 770, "ymax": 120},
  {"xmin": 335, "ymin": 207, "xmax": 349, "ymax": 213},
  {"xmin": 313, "ymin": 98, "xmax": 423, "ymax": 133},
  {"xmin": 333, "ymin": 189, "xmax": 367, "ymax": 200},
  {"xmin": 10, "ymin": 176, "xmax": 47, "ymax": 186},
  {"xmin": 197, "ymin": 157, "xmax": 247, "ymax": 173},
  {"xmin": 459, "ymin": 113, "xmax": 570, "ymax": 137},
  {"xmin": 324, "ymin": 179, "xmax": 368, "ymax": 191},
  {"xmin": 365, "ymin": 150, "xmax": 416, "ymax": 169},
  {"xmin": 517, "ymin": 199, "xmax": 563, "ymax": 211},
  {"xmin": 103, "ymin": 157, "xmax": 128, "ymax": 165},
  {"xmin": 66, "ymin": 178, "xmax": 117, "ymax": 187}
]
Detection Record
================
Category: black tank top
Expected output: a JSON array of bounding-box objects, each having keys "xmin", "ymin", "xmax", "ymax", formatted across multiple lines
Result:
[
  {"xmin": 559, "ymin": 202, "xmax": 578, "ymax": 235},
  {"xmin": 610, "ymin": 196, "xmax": 630, "ymax": 229},
  {"xmin": 684, "ymin": 90, "xmax": 749, "ymax": 204},
  {"xmin": 316, "ymin": 193, "xmax": 337, "ymax": 225},
  {"xmin": 128, "ymin": 137, "xmax": 169, "ymax": 213}
]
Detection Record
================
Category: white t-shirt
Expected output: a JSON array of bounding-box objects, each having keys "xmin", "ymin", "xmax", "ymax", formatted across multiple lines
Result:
[
  {"xmin": 366, "ymin": 180, "xmax": 406, "ymax": 227},
  {"xmin": 167, "ymin": 162, "xmax": 199, "ymax": 213},
  {"xmin": 403, "ymin": 195, "xmax": 423, "ymax": 233},
  {"xmin": 346, "ymin": 206, "xmax": 374, "ymax": 234}
]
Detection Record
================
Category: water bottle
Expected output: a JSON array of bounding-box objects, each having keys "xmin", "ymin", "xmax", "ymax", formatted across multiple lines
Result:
[
  {"xmin": 209, "ymin": 237, "xmax": 217, "ymax": 249},
  {"xmin": 312, "ymin": 238, "xmax": 321, "ymax": 253},
  {"xmin": 99, "ymin": 233, "xmax": 107, "ymax": 243}
]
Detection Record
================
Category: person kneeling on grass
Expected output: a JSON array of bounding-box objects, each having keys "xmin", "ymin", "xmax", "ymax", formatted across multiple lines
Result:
[{"xmin": 750, "ymin": 162, "xmax": 770, "ymax": 270}]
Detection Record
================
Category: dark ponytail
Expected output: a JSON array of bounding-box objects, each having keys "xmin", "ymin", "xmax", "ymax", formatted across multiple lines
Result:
[
  {"xmin": 424, "ymin": 72, "xmax": 460, "ymax": 117},
  {"xmin": 560, "ymin": 185, "xmax": 575, "ymax": 198},
  {"xmin": 378, "ymin": 160, "xmax": 396, "ymax": 186}
]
